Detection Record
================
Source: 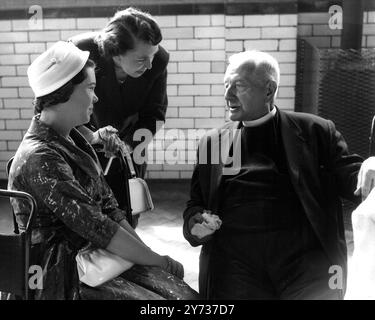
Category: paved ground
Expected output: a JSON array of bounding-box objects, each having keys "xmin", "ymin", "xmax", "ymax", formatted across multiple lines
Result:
[
  {"xmin": 0, "ymin": 179, "xmax": 355, "ymax": 295},
  {"xmin": 135, "ymin": 180, "xmax": 200, "ymax": 291}
]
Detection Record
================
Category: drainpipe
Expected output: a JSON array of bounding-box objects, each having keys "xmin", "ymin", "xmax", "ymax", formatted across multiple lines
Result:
[{"xmin": 341, "ymin": 0, "xmax": 364, "ymax": 50}]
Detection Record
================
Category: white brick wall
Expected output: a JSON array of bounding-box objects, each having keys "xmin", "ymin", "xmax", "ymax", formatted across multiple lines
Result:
[
  {"xmin": 29, "ymin": 31, "xmax": 60, "ymax": 42},
  {"xmin": 44, "ymin": 18, "xmax": 77, "ymax": 30},
  {"xmin": 0, "ymin": 66, "xmax": 16, "ymax": 76},
  {"xmin": 0, "ymin": 32, "xmax": 28, "ymax": 42},
  {"xmin": 177, "ymin": 15, "xmax": 211, "ymax": 27},
  {"xmin": 226, "ymin": 28, "xmax": 261, "ymax": 40},
  {"xmin": 244, "ymin": 39, "xmax": 278, "ymax": 51},
  {"xmin": 177, "ymin": 39, "xmax": 211, "ymax": 50},
  {"xmin": 0, "ymin": 44, "xmax": 14, "ymax": 54},
  {"xmin": 163, "ymin": 27, "xmax": 193, "ymax": 39},
  {"xmin": 297, "ymin": 11, "xmax": 375, "ymax": 49},
  {"xmin": 178, "ymin": 62, "xmax": 211, "ymax": 73},
  {"xmin": 1, "ymin": 12, "xmax": 374, "ymax": 179},
  {"xmin": 244, "ymin": 15, "xmax": 279, "ymax": 27},
  {"xmin": 225, "ymin": 16, "xmax": 243, "ymax": 28},
  {"xmin": 364, "ymin": 11, "xmax": 375, "ymax": 48},
  {"xmin": 76, "ymin": 18, "xmax": 109, "ymax": 29}
]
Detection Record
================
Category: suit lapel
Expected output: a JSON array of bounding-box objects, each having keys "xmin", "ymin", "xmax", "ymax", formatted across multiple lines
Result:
[{"xmin": 279, "ymin": 110, "xmax": 304, "ymax": 189}]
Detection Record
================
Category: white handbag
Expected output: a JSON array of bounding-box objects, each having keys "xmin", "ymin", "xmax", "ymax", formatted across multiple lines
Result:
[
  {"xmin": 104, "ymin": 142, "xmax": 154, "ymax": 216},
  {"xmin": 76, "ymin": 247, "xmax": 134, "ymax": 287}
]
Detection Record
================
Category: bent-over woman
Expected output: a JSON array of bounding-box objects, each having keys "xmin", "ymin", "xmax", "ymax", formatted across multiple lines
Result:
[{"xmin": 4, "ymin": 41, "xmax": 198, "ymax": 300}]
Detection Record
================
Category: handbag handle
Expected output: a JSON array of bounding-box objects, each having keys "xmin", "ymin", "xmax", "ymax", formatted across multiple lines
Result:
[
  {"xmin": 119, "ymin": 142, "xmax": 137, "ymax": 178},
  {"xmin": 103, "ymin": 141, "xmax": 137, "ymax": 178}
]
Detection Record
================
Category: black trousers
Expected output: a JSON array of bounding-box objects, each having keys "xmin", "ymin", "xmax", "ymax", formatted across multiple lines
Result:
[{"xmin": 209, "ymin": 204, "xmax": 343, "ymax": 300}]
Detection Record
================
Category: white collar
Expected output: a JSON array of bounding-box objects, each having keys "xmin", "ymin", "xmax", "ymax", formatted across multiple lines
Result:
[{"xmin": 242, "ymin": 107, "xmax": 277, "ymax": 127}]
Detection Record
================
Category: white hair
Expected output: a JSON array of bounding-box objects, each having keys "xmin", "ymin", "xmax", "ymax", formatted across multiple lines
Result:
[{"xmin": 228, "ymin": 50, "xmax": 280, "ymax": 98}]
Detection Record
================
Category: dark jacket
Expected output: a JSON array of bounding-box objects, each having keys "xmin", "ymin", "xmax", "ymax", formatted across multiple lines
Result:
[
  {"xmin": 7, "ymin": 116, "xmax": 126, "ymax": 299},
  {"xmin": 70, "ymin": 32, "xmax": 169, "ymax": 148},
  {"xmin": 5, "ymin": 117, "xmax": 199, "ymax": 300},
  {"xmin": 183, "ymin": 109, "xmax": 363, "ymax": 298}
]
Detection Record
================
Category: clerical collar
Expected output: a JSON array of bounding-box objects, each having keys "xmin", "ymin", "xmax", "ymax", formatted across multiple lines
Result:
[{"xmin": 242, "ymin": 107, "xmax": 277, "ymax": 127}]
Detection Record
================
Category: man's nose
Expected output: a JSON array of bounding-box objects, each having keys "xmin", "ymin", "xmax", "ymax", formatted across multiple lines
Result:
[
  {"xmin": 224, "ymin": 84, "xmax": 235, "ymax": 99},
  {"xmin": 93, "ymin": 94, "xmax": 99, "ymax": 103}
]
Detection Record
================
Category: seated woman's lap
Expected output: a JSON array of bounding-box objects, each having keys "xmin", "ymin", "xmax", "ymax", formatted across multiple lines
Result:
[{"xmin": 80, "ymin": 265, "xmax": 200, "ymax": 300}]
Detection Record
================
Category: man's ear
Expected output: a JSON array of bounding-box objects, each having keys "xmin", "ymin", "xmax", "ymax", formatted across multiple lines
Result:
[{"xmin": 266, "ymin": 80, "xmax": 277, "ymax": 102}]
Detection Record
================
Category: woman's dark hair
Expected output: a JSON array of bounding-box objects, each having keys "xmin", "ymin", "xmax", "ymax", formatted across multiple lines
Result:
[
  {"xmin": 95, "ymin": 7, "xmax": 162, "ymax": 57},
  {"xmin": 33, "ymin": 59, "xmax": 95, "ymax": 114}
]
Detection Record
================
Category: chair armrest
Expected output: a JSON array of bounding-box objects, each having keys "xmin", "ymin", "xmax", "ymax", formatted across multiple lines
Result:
[{"xmin": 0, "ymin": 189, "xmax": 37, "ymax": 233}]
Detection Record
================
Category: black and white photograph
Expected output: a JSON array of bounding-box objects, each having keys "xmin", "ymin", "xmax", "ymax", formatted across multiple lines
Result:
[{"xmin": 1, "ymin": 0, "xmax": 375, "ymax": 307}]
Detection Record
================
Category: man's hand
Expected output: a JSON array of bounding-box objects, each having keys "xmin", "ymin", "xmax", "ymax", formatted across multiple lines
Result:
[
  {"xmin": 188, "ymin": 211, "xmax": 219, "ymax": 243},
  {"xmin": 355, "ymin": 157, "xmax": 375, "ymax": 200},
  {"xmin": 92, "ymin": 126, "xmax": 122, "ymax": 158}
]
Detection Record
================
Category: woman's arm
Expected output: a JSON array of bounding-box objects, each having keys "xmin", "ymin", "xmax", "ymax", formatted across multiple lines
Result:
[
  {"xmin": 118, "ymin": 218, "xmax": 145, "ymax": 244},
  {"xmin": 107, "ymin": 225, "xmax": 184, "ymax": 278},
  {"xmin": 106, "ymin": 225, "xmax": 163, "ymax": 267},
  {"xmin": 77, "ymin": 125, "xmax": 121, "ymax": 157},
  {"xmin": 24, "ymin": 149, "xmax": 183, "ymax": 277}
]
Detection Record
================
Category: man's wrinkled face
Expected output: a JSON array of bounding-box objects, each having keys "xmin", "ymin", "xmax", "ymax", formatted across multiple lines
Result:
[
  {"xmin": 224, "ymin": 63, "xmax": 268, "ymax": 122},
  {"xmin": 113, "ymin": 39, "xmax": 159, "ymax": 78}
]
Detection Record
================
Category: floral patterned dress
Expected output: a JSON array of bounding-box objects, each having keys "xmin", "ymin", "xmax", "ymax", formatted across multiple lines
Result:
[{"xmin": 4, "ymin": 116, "xmax": 198, "ymax": 300}]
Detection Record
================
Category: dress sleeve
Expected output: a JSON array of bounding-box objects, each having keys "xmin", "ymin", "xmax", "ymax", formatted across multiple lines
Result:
[{"xmin": 24, "ymin": 149, "xmax": 120, "ymax": 248}]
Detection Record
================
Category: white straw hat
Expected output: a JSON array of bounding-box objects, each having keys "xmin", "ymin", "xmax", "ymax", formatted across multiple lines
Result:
[{"xmin": 27, "ymin": 41, "xmax": 90, "ymax": 98}]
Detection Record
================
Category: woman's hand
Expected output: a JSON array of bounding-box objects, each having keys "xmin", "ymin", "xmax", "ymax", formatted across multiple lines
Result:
[
  {"xmin": 161, "ymin": 255, "xmax": 184, "ymax": 279},
  {"xmin": 92, "ymin": 125, "xmax": 122, "ymax": 158}
]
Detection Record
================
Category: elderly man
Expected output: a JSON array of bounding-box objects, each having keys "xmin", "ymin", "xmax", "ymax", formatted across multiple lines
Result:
[{"xmin": 183, "ymin": 50, "xmax": 367, "ymax": 300}]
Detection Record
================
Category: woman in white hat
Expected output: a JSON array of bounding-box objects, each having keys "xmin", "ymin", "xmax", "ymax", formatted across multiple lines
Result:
[{"xmin": 5, "ymin": 41, "xmax": 198, "ymax": 300}]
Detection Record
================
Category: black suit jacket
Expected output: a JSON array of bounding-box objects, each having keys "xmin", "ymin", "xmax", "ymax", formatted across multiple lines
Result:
[
  {"xmin": 70, "ymin": 32, "xmax": 169, "ymax": 148},
  {"xmin": 183, "ymin": 108, "xmax": 363, "ymax": 298}
]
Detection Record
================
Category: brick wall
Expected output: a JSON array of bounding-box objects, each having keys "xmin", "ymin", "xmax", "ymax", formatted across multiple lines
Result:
[
  {"xmin": 297, "ymin": 11, "xmax": 375, "ymax": 48},
  {"xmin": 1, "ymin": 12, "xmax": 374, "ymax": 179}
]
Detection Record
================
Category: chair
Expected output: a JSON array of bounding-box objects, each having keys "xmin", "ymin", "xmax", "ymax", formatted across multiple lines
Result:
[
  {"xmin": 6, "ymin": 157, "xmax": 12, "ymax": 178},
  {"xmin": 0, "ymin": 156, "xmax": 37, "ymax": 300}
]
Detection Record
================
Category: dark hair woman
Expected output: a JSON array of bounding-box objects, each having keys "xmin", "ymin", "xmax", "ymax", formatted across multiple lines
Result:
[
  {"xmin": 4, "ymin": 41, "xmax": 197, "ymax": 300},
  {"xmin": 70, "ymin": 7, "xmax": 169, "ymax": 227}
]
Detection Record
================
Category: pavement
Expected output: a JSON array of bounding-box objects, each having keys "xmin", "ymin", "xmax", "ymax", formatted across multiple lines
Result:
[{"xmin": 0, "ymin": 179, "xmax": 355, "ymax": 295}]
